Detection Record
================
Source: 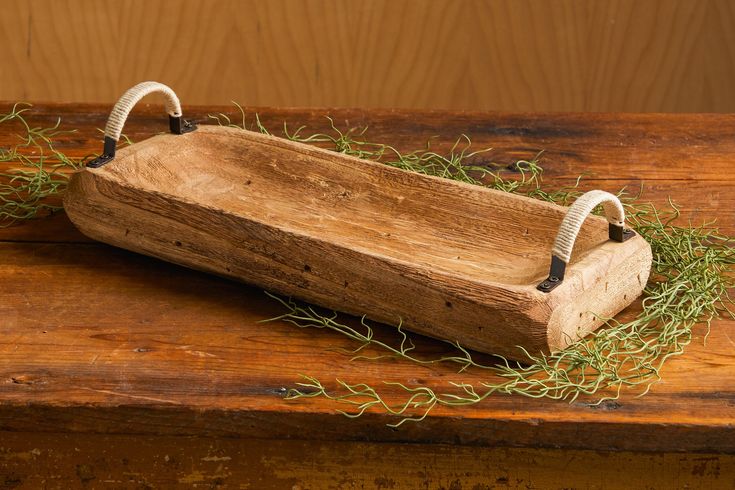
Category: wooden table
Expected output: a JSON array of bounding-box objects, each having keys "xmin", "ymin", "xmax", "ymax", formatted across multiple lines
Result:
[{"xmin": 1, "ymin": 103, "xmax": 734, "ymax": 488}]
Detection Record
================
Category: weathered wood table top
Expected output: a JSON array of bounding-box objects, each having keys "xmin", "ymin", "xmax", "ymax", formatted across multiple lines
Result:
[{"xmin": 1, "ymin": 103, "xmax": 734, "ymax": 460}]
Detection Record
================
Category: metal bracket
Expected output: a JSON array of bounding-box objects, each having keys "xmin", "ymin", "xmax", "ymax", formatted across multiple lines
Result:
[
  {"xmin": 536, "ymin": 255, "xmax": 566, "ymax": 292},
  {"xmin": 87, "ymin": 136, "xmax": 117, "ymax": 168},
  {"xmin": 169, "ymin": 116, "xmax": 197, "ymax": 135},
  {"xmin": 609, "ymin": 223, "xmax": 636, "ymax": 243}
]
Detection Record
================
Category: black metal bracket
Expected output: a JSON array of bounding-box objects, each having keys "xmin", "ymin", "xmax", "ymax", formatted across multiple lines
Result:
[
  {"xmin": 537, "ymin": 225, "xmax": 636, "ymax": 293},
  {"xmin": 87, "ymin": 136, "xmax": 117, "ymax": 168},
  {"xmin": 537, "ymin": 255, "xmax": 566, "ymax": 292},
  {"xmin": 609, "ymin": 223, "xmax": 636, "ymax": 243},
  {"xmin": 87, "ymin": 116, "xmax": 197, "ymax": 168},
  {"xmin": 169, "ymin": 115, "xmax": 197, "ymax": 135}
]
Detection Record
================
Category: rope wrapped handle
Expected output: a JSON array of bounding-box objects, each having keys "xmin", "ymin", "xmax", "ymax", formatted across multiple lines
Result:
[
  {"xmin": 537, "ymin": 190, "xmax": 635, "ymax": 292},
  {"xmin": 88, "ymin": 81, "xmax": 196, "ymax": 168}
]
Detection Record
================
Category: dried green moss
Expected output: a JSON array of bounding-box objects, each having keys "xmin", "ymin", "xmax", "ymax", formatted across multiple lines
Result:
[{"xmin": 0, "ymin": 104, "xmax": 81, "ymax": 226}]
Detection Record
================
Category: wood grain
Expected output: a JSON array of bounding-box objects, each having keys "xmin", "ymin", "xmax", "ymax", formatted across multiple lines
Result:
[
  {"xmin": 0, "ymin": 432, "xmax": 733, "ymax": 489},
  {"xmin": 2, "ymin": 1, "xmax": 735, "ymax": 111},
  {"xmin": 0, "ymin": 103, "xmax": 734, "ymax": 457}
]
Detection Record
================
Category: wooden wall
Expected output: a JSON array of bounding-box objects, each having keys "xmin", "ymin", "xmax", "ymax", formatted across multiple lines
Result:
[{"xmin": 1, "ymin": 0, "xmax": 734, "ymax": 112}]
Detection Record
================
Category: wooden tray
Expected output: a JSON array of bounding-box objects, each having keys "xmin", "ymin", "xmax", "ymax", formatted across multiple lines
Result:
[{"xmin": 63, "ymin": 82, "xmax": 653, "ymax": 360}]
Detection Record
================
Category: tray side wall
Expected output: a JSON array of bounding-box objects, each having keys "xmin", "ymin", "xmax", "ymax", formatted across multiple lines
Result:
[{"xmin": 63, "ymin": 170, "xmax": 553, "ymax": 360}]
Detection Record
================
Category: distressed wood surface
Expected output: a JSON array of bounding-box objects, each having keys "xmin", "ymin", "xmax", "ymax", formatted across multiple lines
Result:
[{"xmin": 0, "ymin": 103, "xmax": 734, "ymax": 458}]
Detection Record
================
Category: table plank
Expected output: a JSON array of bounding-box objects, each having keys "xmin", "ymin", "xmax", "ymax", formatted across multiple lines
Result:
[
  {"xmin": 1, "ymin": 103, "xmax": 734, "ymax": 454},
  {"xmin": 1, "ymin": 432, "xmax": 733, "ymax": 489}
]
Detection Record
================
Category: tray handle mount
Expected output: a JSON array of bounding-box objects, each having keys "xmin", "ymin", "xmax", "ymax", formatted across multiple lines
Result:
[
  {"xmin": 88, "ymin": 81, "xmax": 197, "ymax": 168},
  {"xmin": 537, "ymin": 190, "xmax": 635, "ymax": 293}
]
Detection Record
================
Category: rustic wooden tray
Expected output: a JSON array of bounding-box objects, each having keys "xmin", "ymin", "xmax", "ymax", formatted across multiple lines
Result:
[{"xmin": 63, "ymin": 82, "xmax": 652, "ymax": 360}]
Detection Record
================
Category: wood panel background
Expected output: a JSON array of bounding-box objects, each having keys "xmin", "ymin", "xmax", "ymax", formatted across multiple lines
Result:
[{"xmin": 1, "ymin": 1, "xmax": 735, "ymax": 112}]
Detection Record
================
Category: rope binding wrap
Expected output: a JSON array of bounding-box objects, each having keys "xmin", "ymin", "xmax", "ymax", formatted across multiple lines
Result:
[{"xmin": 88, "ymin": 81, "xmax": 197, "ymax": 168}]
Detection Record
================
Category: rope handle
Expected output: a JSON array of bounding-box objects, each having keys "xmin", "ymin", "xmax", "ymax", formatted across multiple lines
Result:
[
  {"xmin": 88, "ymin": 81, "xmax": 196, "ymax": 168},
  {"xmin": 537, "ymin": 190, "xmax": 635, "ymax": 292}
]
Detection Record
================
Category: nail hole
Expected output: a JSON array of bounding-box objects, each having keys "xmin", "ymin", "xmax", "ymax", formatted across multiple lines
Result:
[
  {"xmin": 304, "ymin": 264, "xmax": 312, "ymax": 272},
  {"xmin": 445, "ymin": 301, "xmax": 453, "ymax": 308},
  {"xmin": 174, "ymin": 241, "xmax": 182, "ymax": 247}
]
